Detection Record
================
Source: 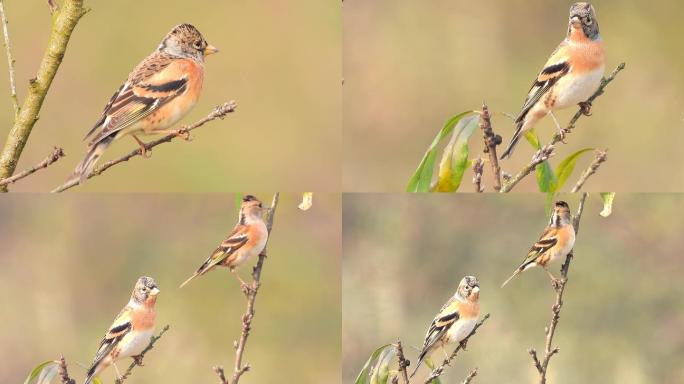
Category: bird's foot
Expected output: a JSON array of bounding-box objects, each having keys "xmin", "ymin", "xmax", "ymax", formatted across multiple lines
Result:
[{"xmin": 133, "ymin": 355, "xmax": 144, "ymax": 366}]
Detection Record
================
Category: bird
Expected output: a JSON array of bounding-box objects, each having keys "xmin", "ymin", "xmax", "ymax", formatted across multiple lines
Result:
[
  {"xmin": 84, "ymin": 277, "xmax": 160, "ymax": 384},
  {"xmin": 410, "ymin": 276, "xmax": 481, "ymax": 378},
  {"xmin": 179, "ymin": 195, "xmax": 269, "ymax": 288},
  {"xmin": 501, "ymin": 201, "xmax": 576, "ymax": 288},
  {"xmin": 500, "ymin": 2, "xmax": 605, "ymax": 159},
  {"xmin": 69, "ymin": 23, "xmax": 219, "ymax": 183}
]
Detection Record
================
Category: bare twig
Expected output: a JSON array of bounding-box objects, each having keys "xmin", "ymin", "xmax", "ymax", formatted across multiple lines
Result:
[
  {"xmin": 571, "ymin": 149, "xmax": 608, "ymax": 193},
  {"xmin": 528, "ymin": 193, "xmax": 587, "ymax": 383},
  {"xmin": 115, "ymin": 325, "xmax": 170, "ymax": 384},
  {"xmin": 472, "ymin": 157, "xmax": 484, "ymax": 192},
  {"xmin": 550, "ymin": 63, "xmax": 626, "ymax": 146},
  {"xmin": 0, "ymin": 0, "xmax": 18, "ymax": 117},
  {"xmin": 0, "ymin": 147, "xmax": 64, "ymax": 187},
  {"xmin": 479, "ymin": 103, "xmax": 502, "ymax": 190},
  {"xmin": 215, "ymin": 193, "xmax": 279, "ymax": 384},
  {"xmin": 394, "ymin": 340, "xmax": 411, "ymax": 384},
  {"xmin": 500, "ymin": 145, "xmax": 555, "ymax": 192},
  {"xmin": 0, "ymin": 0, "xmax": 88, "ymax": 191},
  {"xmin": 50, "ymin": 101, "xmax": 237, "ymax": 193},
  {"xmin": 424, "ymin": 313, "xmax": 490, "ymax": 384},
  {"xmin": 57, "ymin": 356, "xmax": 75, "ymax": 384},
  {"xmin": 461, "ymin": 368, "xmax": 478, "ymax": 384},
  {"xmin": 214, "ymin": 366, "xmax": 228, "ymax": 384}
]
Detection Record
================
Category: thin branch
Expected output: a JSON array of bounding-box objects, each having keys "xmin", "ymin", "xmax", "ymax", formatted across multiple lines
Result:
[
  {"xmin": 528, "ymin": 192, "xmax": 588, "ymax": 384},
  {"xmin": 0, "ymin": 146, "xmax": 64, "ymax": 187},
  {"xmin": 57, "ymin": 356, "xmax": 75, "ymax": 384},
  {"xmin": 215, "ymin": 193, "xmax": 279, "ymax": 384},
  {"xmin": 0, "ymin": 0, "xmax": 88, "ymax": 191},
  {"xmin": 0, "ymin": 0, "xmax": 18, "ymax": 117},
  {"xmin": 571, "ymin": 149, "xmax": 607, "ymax": 193},
  {"xmin": 115, "ymin": 324, "xmax": 170, "ymax": 384},
  {"xmin": 50, "ymin": 101, "xmax": 237, "ymax": 193},
  {"xmin": 461, "ymin": 368, "xmax": 478, "ymax": 384},
  {"xmin": 394, "ymin": 340, "xmax": 410, "ymax": 384},
  {"xmin": 549, "ymin": 63, "xmax": 626, "ymax": 146},
  {"xmin": 479, "ymin": 103, "xmax": 502, "ymax": 191},
  {"xmin": 424, "ymin": 313, "xmax": 491, "ymax": 384},
  {"xmin": 214, "ymin": 366, "xmax": 228, "ymax": 384},
  {"xmin": 472, "ymin": 157, "xmax": 484, "ymax": 192},
  {"xmin": 500, "ymin": 145, "xmax": 555, "ymax": 192}
]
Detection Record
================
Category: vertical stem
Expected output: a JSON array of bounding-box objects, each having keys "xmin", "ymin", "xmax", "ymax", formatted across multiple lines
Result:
[{"xmin": 0, "ymin": 0, "xmax": 18, "ymax": 118}]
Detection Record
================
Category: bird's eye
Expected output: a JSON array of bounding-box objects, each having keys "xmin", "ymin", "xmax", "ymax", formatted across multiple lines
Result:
[
  {"xmin": 193, "ymin": 40, "xmax": 203, "ymax": 49},
  {"xmin": 584, "ymin": 17, "xmax": 592, "ymax": 25}
]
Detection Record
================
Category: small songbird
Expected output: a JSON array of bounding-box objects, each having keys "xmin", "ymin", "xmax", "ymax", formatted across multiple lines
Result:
[
  {"xmin": 179, "ymin": 195, "xmax": 269, "ymax": 288},
  {"xmin": 70, "ymin": 23, "xmax": 218, "ymax": 183},
  {"xmin": 501, "ymin": 201, "xmax": 576, "ymax": 288},
  {"xmin": 84, "ymin": 277, "xmax": 160, "ymax": 384},
  {"xmin": 500, "ymin": 3, "xmax": 605, "ymax": 159},
  {"xmin": 410, "ymin": 276, "xmax": 481, "ymax": 378}
]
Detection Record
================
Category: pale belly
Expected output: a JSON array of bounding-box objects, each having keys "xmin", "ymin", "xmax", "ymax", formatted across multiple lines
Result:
[
  {"xmin": 548, "ymin": 230, "xmax": 576, "ymax": 264},
  {"xmin": 445, "ymin": 317, "xmax": 478, "ymax": 344},
  {"xmin": 553, "ymin": 66, "xmax": 604, "ymax": 109},
  {"xmin": 117, "ymin": 328, "xmax": 154, "ymax": 358}
]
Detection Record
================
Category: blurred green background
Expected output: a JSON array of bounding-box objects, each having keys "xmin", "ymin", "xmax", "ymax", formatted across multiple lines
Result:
[
  {"xmin": 0, "ymin": 0, "xmax": 340, "ymax": 192},
  {"xmin": 0, "ymin": 193, "xmax": 341, "ymax": 383},
  {"xmin": 343, "ymin": 0, "xmax": 684, "ymax": 192},
  {"xmin": 343, "ymin": 193, "xmax": 684, "ymax": 383}
]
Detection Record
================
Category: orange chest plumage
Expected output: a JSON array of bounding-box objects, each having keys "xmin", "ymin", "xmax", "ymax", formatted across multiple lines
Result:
[
  {"xmin": 566, "ymin": 36, "xmax": 605, "ymax": 73},
  {"xmin": 458, "ymin": 299, "xmax": 480, "ymax": 319},
  {"xmin": 130, "ymin": 305, "xmax": 156, "ymax": 331}
]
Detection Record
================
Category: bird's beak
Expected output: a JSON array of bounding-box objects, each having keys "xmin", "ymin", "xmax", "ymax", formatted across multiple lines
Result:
[
  {"xmin": 203, "ymin": 44, "xmax": 219, "ymax": 56},
  {"xmin": 570, "ymin": 16, "xmax": 581, "ymax": 26},
  {"xmin": 149, "ymin": 287, "xmax": 160, "ymax": 296},
  {"xmin": 472, "ymin": 286, "xmax": 480, "ymax": 294}
]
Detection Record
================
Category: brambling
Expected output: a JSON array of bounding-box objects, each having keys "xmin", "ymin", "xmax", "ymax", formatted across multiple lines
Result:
[
  {"xmin": 501, "ymin": 201, "xmax": 576, "ymax": 287},
  {"xmin": 179, "ymin": 195, "xmax": 269, "ymax": 288},
  {"xmin": 500, "ymin": 3, "xmax": 605, "ymax": 159},
  {"xmin": 84, "ymin": 277, "xmax": 159, "ymax": 384},
  {"xmin": 410, "ymin": 276, "xmax": 480, "ymax": 378},
  {"xmin": 70, "ymin": 23, "xmax": 218, "ymax": 183}
]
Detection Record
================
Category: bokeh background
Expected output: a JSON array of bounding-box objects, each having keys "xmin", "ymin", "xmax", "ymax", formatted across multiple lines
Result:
[
  {"xmin": 343, "ymin": 193, "xmax": 684, "ymax": 383},
  {"xmin": 0, "ymin": 1, "xmax": 340, "ymax": 191},
  {"xmin": 0, "ymin": 193, "xmax": 341, "ymax": 383},
  {"xmin": 343, "ymin": 0, "xmax": 684, "ymax": 192}
]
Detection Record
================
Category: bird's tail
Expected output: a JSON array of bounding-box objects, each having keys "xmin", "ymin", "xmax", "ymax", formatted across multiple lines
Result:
[
  {"xmin": 409, "ymin": 349, "xmax": 428, "ymax": 378},
  {"xmin": 500, "ymin": 121, "xmax": 524, "ymax": 160},
  {"xmin": 84, "ymin": 363, "xmax": 99, "ymax": 384},
  {"xmin": 179, "ymin": 272, "xmax": 200, "ymax": 289},
  {"xmin": 68, "ymin": 137, "xmax": 113, "ymax": 185},
  {"xmin": 501, "ymin": 268, "xmax": 523, "ymax": 288}
]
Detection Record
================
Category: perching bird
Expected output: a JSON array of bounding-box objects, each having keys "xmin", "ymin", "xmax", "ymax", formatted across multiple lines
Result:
[
  {"xmin": 69, "ymin": 23, "xmax": 218, "ymax": 183},
  {"xmin": 410, "ymin": 276, "xmax": 481, "ymax": 378},
  {"xmin": 501, "ymin": 201, "xmax": 576, "ymax": 287},
  {"xmin": 85, "ymin": 277, "xmax": 160, "ymax": 384},
  {"xmin": 179, "ymin": 195, "xmax": 269, "ymax": 288},
  {"xmin": 500, "ymin": 3, "xmax": 605, "ymax": 159}
]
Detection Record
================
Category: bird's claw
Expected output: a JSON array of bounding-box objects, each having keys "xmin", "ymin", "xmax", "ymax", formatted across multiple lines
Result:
[
  {"xmin": 174, "ymin": 129, "xmax": 191, "ymax": 141},
  {"xmin": 133, "ymin": 355, "xmax": 144, "ymax": 366},
  {"xmin": 578, "ymin": 101, "xmax": 592, "ymax": 116}
]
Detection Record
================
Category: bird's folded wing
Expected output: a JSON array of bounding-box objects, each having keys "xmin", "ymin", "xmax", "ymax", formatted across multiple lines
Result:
[
  {"xmin": 516, "ymin": 43, "xmax": 571, "ymax": 123},
  {"xmin": 421, "ymin": 299, "xmax": 460, "ymax": 352},
  {"xmin": 89, "ymin": 310, "xmax": 133, "ymax": 370},
  {"xmin": 195, "ymin": 228, "xmax": 250, "ymax": 274},
  {"xmin": 86, "ymin": 57, "xmax": 189, "ymax": 146}
]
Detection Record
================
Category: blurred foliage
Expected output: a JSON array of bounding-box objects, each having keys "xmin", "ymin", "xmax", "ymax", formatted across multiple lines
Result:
[
  {"xmin": 0, "ymin": 0, "xmax": 340, "ymax": 191},
  {"xmin": 343, "ymin": 0, "xmax": 684, "ymax": 192},
  {"xmin": 0, "ymin": 193, "xmax": 341, "ymax": 383},
  {"xmin": 342, "ymin": 193, "xmax": 684, "ymax": 383}
]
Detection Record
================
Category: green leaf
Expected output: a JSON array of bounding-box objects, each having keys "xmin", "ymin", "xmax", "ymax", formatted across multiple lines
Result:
[
  {"xmin": 535, "ymin": 161, "xmax": 557, "ymax": 193},
  {"xmin": 553, "ymin": 148, "xmax": 594, "ymax": 192},
  {"xmin": 523, "ymin": 130, "xmax": 557, "ymax": 192},
  {"xmin": 24, "ymin": 361, "xmax": 57, "ymax": 384},
  {"xmin": 433, "ymin": 115, "xmax": 479, "ymax": 192},
  {"xmin": 234, "ymin": 194, "xmax": 242, "ymax": 212},
  {"xmin": 407, "ymin": 111, "xmax": 475, "ymax": 192},
  {"xmin": 355, "ymin": 344, "xmax": 394, "ymax": 384},
  {"xmin": 600, "ymin": 192, "xmax": 615, "ymax": 217}
]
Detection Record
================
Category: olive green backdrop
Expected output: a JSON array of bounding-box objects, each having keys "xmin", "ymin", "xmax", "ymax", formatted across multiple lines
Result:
[
  {"xmin": 0, "ymin": 1, "xmax": 340, "ymax": 191},
  {"xmin": 343, "ymin": 0, "xmax": 684, "ymax": 192},
  {"xmin": 343, "ymin": 193, "xmax": 684, "ymax": 383},
  {"xmin": 0, "ymin": 193, "xmax": 341, "ymax": 383}
]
